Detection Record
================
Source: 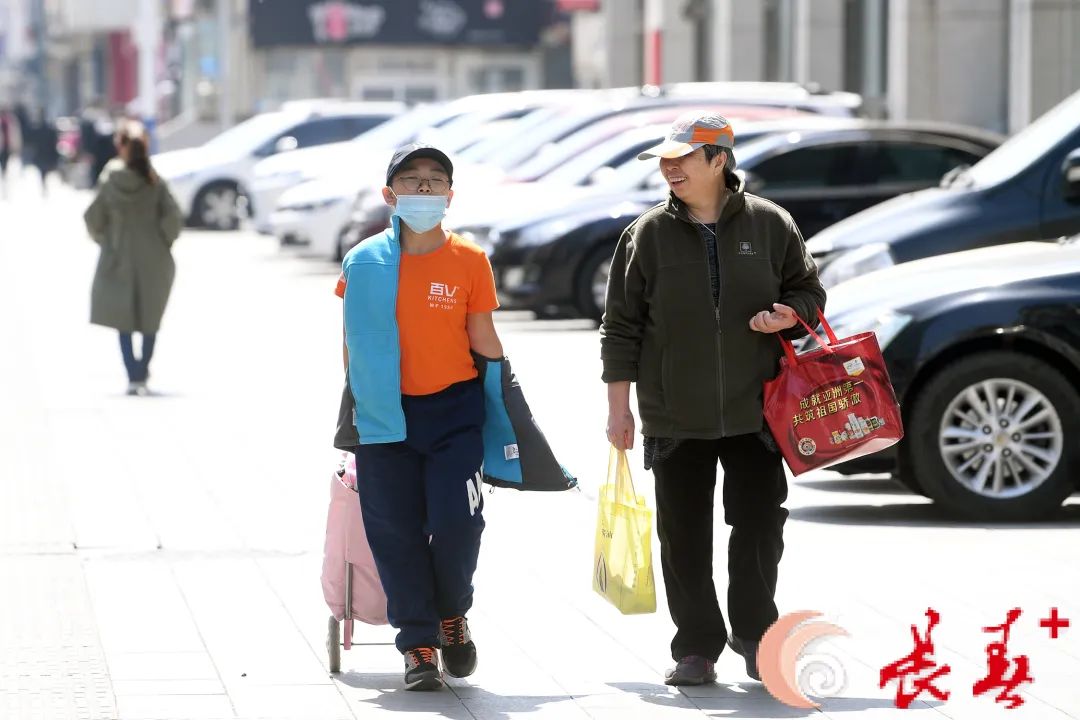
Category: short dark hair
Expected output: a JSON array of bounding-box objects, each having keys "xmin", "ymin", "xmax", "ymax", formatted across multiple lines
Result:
[{"xmin": 702, "ymin": 145, "xmax": 739, "ymax": 191}]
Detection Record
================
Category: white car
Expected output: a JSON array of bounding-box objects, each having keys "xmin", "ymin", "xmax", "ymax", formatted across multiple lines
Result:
[
  {"xmin": 269, "ymin": 171, "xmax": 362, "ymax": 260},
  {"xmin": 153, "ymin": 101, "xmax": 403, "ymax": 230},
  {"xmin": 249, "ymin": 104, "xmax": 446, "ymax": 234},
  {"xmin": 248, "ymin": 91, "xmax": 612, "ymax": 234}
]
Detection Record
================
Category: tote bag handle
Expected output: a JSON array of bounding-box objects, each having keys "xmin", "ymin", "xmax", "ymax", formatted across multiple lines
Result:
[{"xmin": 777, "ymin": 308, "xmax": 840, "ymax": 367}]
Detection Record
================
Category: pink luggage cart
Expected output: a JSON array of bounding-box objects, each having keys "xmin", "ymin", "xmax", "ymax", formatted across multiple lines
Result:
[{"xmin": 321, "ymin": 453, "xmax": 388, "ymax": 672}]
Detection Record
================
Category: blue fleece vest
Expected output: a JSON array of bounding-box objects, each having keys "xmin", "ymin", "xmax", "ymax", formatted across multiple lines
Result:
[
  {"xmin": 342, "ymin": 217, "xmax": 407, "ymax": 445},
  {"xmin": 341, "ymin": 220, "xmax": 575, "ymax": 491}
]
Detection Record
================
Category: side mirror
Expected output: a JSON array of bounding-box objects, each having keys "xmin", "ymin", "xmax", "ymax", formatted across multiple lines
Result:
[
  {"xmin": 1063, "ymin": 148, "xmax": 1080, "ymax": 202},
  {"xmin": 275, "ymin": 136, "xmax": 299, "ymax": 154}
]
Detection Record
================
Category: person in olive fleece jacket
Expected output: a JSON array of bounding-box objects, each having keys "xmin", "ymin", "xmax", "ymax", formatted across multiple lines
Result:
[{"xmin": 601, "ymin": 112, "xmax": 826, "ymax": 687}]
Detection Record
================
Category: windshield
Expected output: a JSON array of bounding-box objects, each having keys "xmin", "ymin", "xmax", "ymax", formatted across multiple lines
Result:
[
  {"xmin": 202, "ymin": 112, "xmax": 297, "ymax": 154},
  {"xmin": 348, "ymin": 104, "xmax": 448, "ymax": 150},
  {"xmin": 964, "ymin": 89, "xmax": 1080, "ymax": 188},
  {"xmin": 458, "ymin": 105, "xmax": 600, "ymax": 169},
  {"xmin": 509, "ymin": 118, "xmax": 629, "ymax": 181},
  {"xmin": 540, "ymin": 126, "xmax": 666, "ymax": 186}
]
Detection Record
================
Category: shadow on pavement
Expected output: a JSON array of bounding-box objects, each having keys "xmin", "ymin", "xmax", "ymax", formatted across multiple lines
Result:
[
  {"xmin": 789, "ymin": 501, "xmax": 1080, "ymax": 528},
  {"xmin": 816, "ymin": 696, "xmax": 944, "ymax": 713},
  {"xmin": 794, "ymin": 476, "xmax": 914, "ymax": 495},
  {"xmin": 609, "ymin": 681, "xmax": 943, "ymax": 716},
  {"xmin": 336, "ymin": 671, "xmax": 572, "ymax": 719}
]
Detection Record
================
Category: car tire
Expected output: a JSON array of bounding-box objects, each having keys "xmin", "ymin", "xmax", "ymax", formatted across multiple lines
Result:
[
  {"xmin": 908, "ymin": 351, "xmax": 1078, "ymax": 521},
  {"xmin": 574, "ymin": 243, "xmax": 617, "ymax": 324},
  {"xmin": 193, "ymin": 182, "xmax": 243, "ymax": 231}
]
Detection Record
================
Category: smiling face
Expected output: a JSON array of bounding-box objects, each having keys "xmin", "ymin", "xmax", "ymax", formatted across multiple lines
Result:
[{"xmin": 659, "ymin": 147, "xmax": 727, "ymax": 206}]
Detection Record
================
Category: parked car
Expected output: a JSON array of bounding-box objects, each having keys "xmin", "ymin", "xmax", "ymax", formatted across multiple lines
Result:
[
  {"xmin": 269, "ymin": 171, "xmax": 359, "ymax": 260},
  {"xmin": 259, "ymin": 90, "xmax": 620, "ymax": 246},
  {"xmin": 482, "ymin": 120, "xmax": 1001, "ymax": 321},
  {"xmin": 249, "ymin": 102, "xmax": 446, "ymax": 233},
  {"xmin": 153, "ymin": 101, "xmax": 404, "ymax": 229},
  {"xmin": 807, "ymin": 88, "xmax": 1080, "ymax": 287},
  {"xmin": 446, "ymin": 109, "xmax": 825, "ymax": 231},
  {"xmin": 505, "ymin": 104, "xmax": 807, "ymax": 183},
  {"xmin": 658, "ymin": 81, "xmax": 863, "ymax": 117},
  {"xmin": 821, "ymin": 235, "xmax": 1080, "ymax": 521},
  {"xmin": 328, "ymin": 112, "xmax": 836, "ymax": 262}
]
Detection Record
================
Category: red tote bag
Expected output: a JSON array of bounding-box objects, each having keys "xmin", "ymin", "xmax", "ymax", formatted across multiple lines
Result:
[{"xmin": 763, "ymin": 310, "xmax": 904, "ymax": 476}]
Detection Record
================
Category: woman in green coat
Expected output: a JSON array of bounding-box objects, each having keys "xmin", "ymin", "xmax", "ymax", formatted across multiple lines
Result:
[{"xmin": 85, "ymin": 120, "xmax": 183, "ymax": 396}]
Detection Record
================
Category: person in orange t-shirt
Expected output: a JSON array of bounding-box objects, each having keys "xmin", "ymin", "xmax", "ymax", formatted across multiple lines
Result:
[{"xmin": 336, "ymin": 144, "xmax": 504, "ymax": 691}]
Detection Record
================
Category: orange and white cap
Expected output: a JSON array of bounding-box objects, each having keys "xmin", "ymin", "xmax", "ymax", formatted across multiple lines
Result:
[{"xmin": 637, "ymin": 111, "xmax": 736, "ymax": 167}]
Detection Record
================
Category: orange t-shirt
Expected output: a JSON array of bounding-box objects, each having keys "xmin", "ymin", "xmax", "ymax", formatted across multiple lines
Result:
[{"xmin": 337, "ymin": 233, "xmax": 499, "ymax": 396}]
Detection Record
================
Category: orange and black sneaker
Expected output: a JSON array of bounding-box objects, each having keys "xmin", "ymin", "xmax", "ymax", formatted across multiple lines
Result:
[
  {"xmin": 403, "ymin": 646, "xmax": 442, "ymax": 691},
  {"xmin": 438, "ymin": 616, "xmax": 478, "ymax": 678}
]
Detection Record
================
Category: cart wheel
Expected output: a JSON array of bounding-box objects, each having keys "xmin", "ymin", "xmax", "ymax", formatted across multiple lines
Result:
[{"xmin": 327, "ymin": 616, "xmax": 341, "ymax": 674}]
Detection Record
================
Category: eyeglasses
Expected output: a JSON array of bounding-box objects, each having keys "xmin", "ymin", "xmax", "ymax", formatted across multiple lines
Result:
[{"xmin": 394, "ymin": 175, "xmax": 450, "ymax": 193}]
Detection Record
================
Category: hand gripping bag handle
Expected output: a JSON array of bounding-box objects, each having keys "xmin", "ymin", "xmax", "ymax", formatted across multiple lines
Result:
[
  {"xmin": 608, "ymin": 446, "xmax": 639, "ymax": 506},
  {"xmin": 777, "ymin": 308, "xmax": 840, "ymax": 367}
]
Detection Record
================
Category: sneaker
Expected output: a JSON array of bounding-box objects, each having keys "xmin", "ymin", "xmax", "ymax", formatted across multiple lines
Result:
[
  {"xmin": 403, "ymin": 647, "xmax": 443, "ymax": 691},
  {"xmin": 438, "ymin": 616, "xmax": 478, "ymax": 678},
  {"xmin": 728, "ymin": 636, "xmax": 761, "ymax": 681},
  {"xmin": 126, "ymin": 382, "xmax": 140, "ymax": 396},
  {"xmin": 664, "ymin": 655, "xmax": 717, "ymax": 686},
  {"xmin": 134, "ymin": 381, "xmax": 150, "ymax": 397}
]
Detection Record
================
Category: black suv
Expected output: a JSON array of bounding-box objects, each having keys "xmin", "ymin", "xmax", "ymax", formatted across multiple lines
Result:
[
  {"xmin": 808, "ymin": 89, "xmax": 1080, "ymax": 287},
  {"xmin": 820, "ymin": 235, "xmax": 1080, "ymax": 521}
]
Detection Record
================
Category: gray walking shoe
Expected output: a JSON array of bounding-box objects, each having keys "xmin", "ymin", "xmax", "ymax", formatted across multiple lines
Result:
[
  {"xmin": 403, "ymin": 647, "xmax": 443, "ymax": 691},
  {"xmin": 727, "ymin": 636, "xmax": 761, "ymax": 681},
  {"xmin": 439, "ymin": 616, "xmax": 478, "ymax": 678},
  {"xmin": 664, "ymin": 655, "xmax": 717, "ymax": 686}
]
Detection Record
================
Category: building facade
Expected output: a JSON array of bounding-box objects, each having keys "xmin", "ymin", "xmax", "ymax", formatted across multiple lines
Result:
[
  {"xmin": 244, "ymin": 0, "xmax": 569, "ymax": 111},
  {"xmin": 570, "ymin": 0, "xmax": 1080, "ymax": 133}
]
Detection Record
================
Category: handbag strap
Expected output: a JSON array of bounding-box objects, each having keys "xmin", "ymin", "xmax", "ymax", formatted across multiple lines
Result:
[
  {"xmin": 777, "ymin": 308, "xmax": 840, "ymax": 367},
  {"xmin": 608, "ymin": 446, "xmax": 638, "ymax": 504}
]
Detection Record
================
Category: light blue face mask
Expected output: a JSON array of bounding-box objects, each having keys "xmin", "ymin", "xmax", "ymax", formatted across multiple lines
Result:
[{"xmin": 392, "ymin": 194, "xmax": 448, "ymax": 233}]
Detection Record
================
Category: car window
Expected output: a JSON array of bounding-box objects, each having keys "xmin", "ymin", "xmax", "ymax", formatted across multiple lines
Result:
[
  {"xmin": 751, "ymin": 144, "xmax": 862, "ymax": 189},
  {"xmin": 344, "ymin": 115, "xmax": 392, "ymax": 139},
  {"xmin": 965, "ymin": 88, "xmax": 1080, "ymax": 188},
  {"xmin": 287, "ymin": 118, "xmax": 355, "ymax": 149},
  {"xmin": 860, "ymin": 142, "xmax": 981, "ymax": 185}
]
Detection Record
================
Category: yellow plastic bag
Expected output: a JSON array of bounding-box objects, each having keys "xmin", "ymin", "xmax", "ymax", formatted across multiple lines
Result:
[{"xmin": 592, "ymin": 447, "xmax": 656, "ymax": 615}]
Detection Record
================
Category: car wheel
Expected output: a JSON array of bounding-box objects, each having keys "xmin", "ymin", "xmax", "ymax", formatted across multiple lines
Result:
[
  {"xmin": 574, "ymin": 243, "xmax": 616, "ymax": 323},
  {"xmin": 909, "ymin": 351, "xmax": 1078, "ymax": 521},
  {"xmin": 194, "ymin": 182, "xmax": 243, "ymax": 231}
]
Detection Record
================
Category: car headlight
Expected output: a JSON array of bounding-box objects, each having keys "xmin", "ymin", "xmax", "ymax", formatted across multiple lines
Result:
[
  {"xmin": 818, "ymin": 243, "xmax": 894, "ymax": 288},
  {"xmin": 254, "ymin": 170, "xmax": 304, "ymax": 190},
  {"xmin": 279, "ymin": 197, "xmax": 346, "ymax": 213},
  {"xmin": 824, "ymin": 309, "xmax": 913, "ymax": 351},
  {"xmin": 456, "ymin": 226, "xmax": 495, "ymax": 256},
  {"xmin": 515, "ymin": 218, "xmax": 576, "ymax": 248},
  {"xmin": 166, "ymin": 171, "xmax": 197, "ymax": 185}
]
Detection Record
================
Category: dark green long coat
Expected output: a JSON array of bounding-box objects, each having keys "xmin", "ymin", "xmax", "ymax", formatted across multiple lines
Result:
[{"xmin": 84, "ymin": 160, "xmax": 183, "ymax": 333}]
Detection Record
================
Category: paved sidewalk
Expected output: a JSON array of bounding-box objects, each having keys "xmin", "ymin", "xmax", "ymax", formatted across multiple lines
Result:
[{"xmin": 1, "ymin": 181, "xmax": 1078, "ymax": 719}]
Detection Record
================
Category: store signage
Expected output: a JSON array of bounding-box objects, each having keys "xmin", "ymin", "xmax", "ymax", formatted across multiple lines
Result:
[{"xmin": 249, "ymin": 0, "xmax": 548, "ymax": 48}]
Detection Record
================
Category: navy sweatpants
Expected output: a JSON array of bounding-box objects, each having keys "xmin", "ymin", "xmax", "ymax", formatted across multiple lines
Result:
[{"xmin": 354, "ymin": 379, "xmax": 486, "ymax": 653}]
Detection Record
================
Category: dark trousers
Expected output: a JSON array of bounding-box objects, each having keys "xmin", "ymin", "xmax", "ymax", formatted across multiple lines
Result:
[
  {"xmin": 652, "ymin": 433, "xmax": 788, "ymax": 662},
  {"xmin": 354, "ymin": 379, "xmax": 485, "ymax": 653},
  {"xmin": 119, "ymin": 332, "xmax": 156, "ymax": 383}
]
